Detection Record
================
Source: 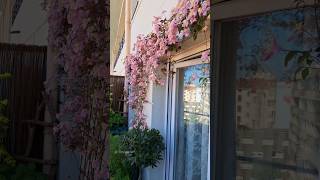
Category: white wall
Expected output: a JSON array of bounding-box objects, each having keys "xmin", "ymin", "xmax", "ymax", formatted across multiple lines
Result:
[
  {"xmin": 10, "ymin": 0, "xmax": 47, "ymax": 46},
  {"xmin": 144, "ymin": 81, "xmax": 168, "ymax": 180},
  {"xmin": 126, "ymin": 1, "xmax": 179, "ymax": 179},
  {"xmin": 113, "ymin": 0, "xmax": 179, "ymax": 76}
]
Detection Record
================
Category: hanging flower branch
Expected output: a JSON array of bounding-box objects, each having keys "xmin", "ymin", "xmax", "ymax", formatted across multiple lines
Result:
[
  {"xmin": 125, "ymin": 0, "xmax": 210, "ymax": 128},
  {"xmin": 48, "ymin": 0, "xmax": 109, "ymax": 179}
]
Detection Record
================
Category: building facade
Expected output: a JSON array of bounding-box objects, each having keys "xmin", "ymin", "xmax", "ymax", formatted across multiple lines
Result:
[
  {"xmin": 0, "ymin": 0, "xmax": 14, "ymax": 42},
  {"xmin": 112, "ymin": 0, "xmax": 320, "ymax": 180}
]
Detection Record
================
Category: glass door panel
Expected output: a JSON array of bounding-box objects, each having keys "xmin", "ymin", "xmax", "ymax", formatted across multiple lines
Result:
[
  {"xmin": 174, "ymin": 63, "xmax": 210, "ymax": 180},
  {"xmin": 220, "ymin": 7, "xmax": 320, "ymax": 180}
]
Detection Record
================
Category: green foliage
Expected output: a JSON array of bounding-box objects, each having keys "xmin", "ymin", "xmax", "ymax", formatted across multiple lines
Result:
[
  {"xmin": 301, "ymin": 68, "xmax": 310, "ymax": 80},
  {"xmin": 109, "ymin": 135, "xmax": 130, "ymax": 180},
  {"xmin": 0, "ymin": 163, "xmax": 47, "ymax": 180},
  {"xmin": 284, "ymin": 51, "xmax": 297, "ymax": 66},
  {"xmin": 0, "ymin": 73, "xmax": 15, "ymax": 167},
  {"xmin": 0, "ymin": 145, "xmax": 15, "ymax": 167},
  {"xmin": 0, "ymin": 73, "xmax": 11, "ymax": 80},
  {"xmin": 120, "ymin": 128, "xmax": 165, "ymax": 169},
  {"xmin": 0, "ymin": 100, "xmax": 9, "ymax": 140},
  {"xmin": 0, "ymin": 73, "xmax": 45, "ymax": 179},
  {"xmin": 109, "ymin": 110, "xmax": 126, "ymax": 129},
  {"xmin": 190, "ymin": 15, "xmax": 207, "ymax": 40},
  {"xmin": 199, "ymin": 77, "xmax": 209, "ymax": 88},
  {"xmin": 283, "ymin": 50, "xmax": 315, "ymax": 80},
  {"xmin": 109, "ymin": 110, "xmax": 127, "ymax": 135}
]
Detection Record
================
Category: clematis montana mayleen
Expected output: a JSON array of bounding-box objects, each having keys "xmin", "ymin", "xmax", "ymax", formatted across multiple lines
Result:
[
  {"xmin": 126, "ymin": 0, "xmax": 210, "ymax": 129},
  {"xmin": 48, "ymin": 0, "xmax": 109, "ymax": 179}
]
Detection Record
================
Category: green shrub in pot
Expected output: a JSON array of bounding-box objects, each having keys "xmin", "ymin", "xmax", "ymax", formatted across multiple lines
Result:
[{"xmin": 120, "ymin": 127, "xmax": 165, "ymax": 180}]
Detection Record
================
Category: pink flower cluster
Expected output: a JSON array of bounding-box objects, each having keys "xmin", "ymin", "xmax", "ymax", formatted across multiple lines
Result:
[
  {"xmin": 48, "ymin": 0, "xmax": 67, "ymax": 50},
  {"xmin": 126, "ymin": 0, "xmax": 210, "ymax": 128},
  {"xmin": 126, "ymin": 33, "xmax": 167, "ymax": 129},
  {"xmin": 201, "ymin": 50, "xmax": 210, "ymax": 62},
  {"xmin": 48, "ymin": 0, "xmax": 109, "ymax": 179}
]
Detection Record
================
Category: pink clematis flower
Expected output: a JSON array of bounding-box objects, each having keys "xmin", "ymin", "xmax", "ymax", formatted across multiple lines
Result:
[
  {"xmin": 201, "ymin": 50, "xmax": 210, "ymax": 61},
  {"xmin": 200, "ymin": 1, "xmax": 210, "ymax": 16},
  {"xmin": 262, "ymin": 37, "xmax": 280, "ymax": 61},
  {"xmin": 167, "ymin": 20, "xmax": 178, "ymax": 44},
  {"xmin": 183, "ymin": 28, "xmax": 191, "ymax": 37}
]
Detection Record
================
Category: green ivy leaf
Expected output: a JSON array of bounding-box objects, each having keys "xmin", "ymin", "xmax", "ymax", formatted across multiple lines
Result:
[
  {"xmin": 306, "ymin": 58, "xmax": 313, "ymax": 66},
  {"xmin": 284, "ymin": 51, "xmax": 297, "ymax": 66},
  {"xmin": 0, "ymin": 73, "xmax": 11, "ymax": 80},
  {"xmin": 301, "ymin": 68, "xmax": 309, "ymax": 80},
  {"xmin": 297, "ymin": 55, "xmax": 305, "ymax": 64}
]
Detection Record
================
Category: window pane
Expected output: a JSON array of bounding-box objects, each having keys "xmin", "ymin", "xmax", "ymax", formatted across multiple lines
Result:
[
  {"xmin": 224, "ymin": 7, "xmax": 320, "ymax": 180},
  {"xmin": 175, "ymin": 63, "xmax": 210, "ymax": 180}
]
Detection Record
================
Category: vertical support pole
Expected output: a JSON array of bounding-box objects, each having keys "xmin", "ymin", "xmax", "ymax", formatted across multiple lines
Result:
[
  {"xmin": 43, "ymin": 46, "xmax": 57, "ymax": 180},
  {"xmin": 124, "ymin": 0, "xmax": 131, "ymax": 118}
]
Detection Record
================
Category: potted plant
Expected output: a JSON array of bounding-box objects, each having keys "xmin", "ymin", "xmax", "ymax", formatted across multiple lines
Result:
[{"xmin": 119, "ymin": 125, "xmax": 165, "ymax": 180}]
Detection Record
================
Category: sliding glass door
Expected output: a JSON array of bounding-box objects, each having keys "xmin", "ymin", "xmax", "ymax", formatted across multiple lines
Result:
[
  {"xmin": 170, "ymin": 59, "xmax": 210, "ymax": 180},
  {"xmin": 215, "ymin": 6, "xmax": 320, "ymax": 180}
]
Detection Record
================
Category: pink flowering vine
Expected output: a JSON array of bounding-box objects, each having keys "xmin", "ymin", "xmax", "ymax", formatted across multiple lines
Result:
[
  {"xmin": 201, "ymin": 50, "xmax": 210, "ymax": 62},
  {"xmin": 48, "ymin": 0, "xmax": 109, "ymax": 179},
  {"xmin": 262, "ymin": 37, "xmax": 281, "ymax": 61},
  {"xmin": 126, "ymin": 0, "xmax": 210, "ymax": 128}
]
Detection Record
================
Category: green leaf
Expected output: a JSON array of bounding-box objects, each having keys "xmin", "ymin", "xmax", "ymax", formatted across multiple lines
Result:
[
  {"xmin": 301, "ymin": 68, "xmax": 309, "ymax": 80},
  {"xmin": 0, "ymin": 99, "xmax": 8, "ymax": 106},
  {"xmin": 297, "ymin": 55, "xmax": 305, "ymax": 64},
  {"xmin": 306, "ymin": 58, "xmax": 313, "ymax": 66},
  {"xmin": 0, "ymin": 73, "xmax": 11, "ymax": 80},
  {"xmin": 192, "ymin": 31, "xmax": 198, "ymax": 40},
  {"xmin": 284, "ymin": 51, "xmax": 297, "ymax": 66}
]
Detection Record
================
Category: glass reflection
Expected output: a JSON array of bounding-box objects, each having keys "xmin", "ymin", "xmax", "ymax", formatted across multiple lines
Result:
[
  {"xmin": 231, "ymin": 7, "xmax": 320, "ymax": 180},
  {"xmin": 175, "ymin": 63, "xmax": 210, "ymax": 180}
]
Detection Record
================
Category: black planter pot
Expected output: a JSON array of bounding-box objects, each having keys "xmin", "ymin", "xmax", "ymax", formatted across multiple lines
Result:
[
  {"xmin": 130, "ymin": 165, "xmax": 140, "ymax": 180},
  {"xmin": 110, "ymin": 124, "xmax": 128, "ymax": 135}
]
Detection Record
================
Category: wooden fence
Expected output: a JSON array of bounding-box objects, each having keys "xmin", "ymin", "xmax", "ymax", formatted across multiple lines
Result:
[
  {"xmin": 110, "ymin": 76, "xmax": 125, "ymax": 115},
  {"xmin": 0, "ymin": 43, "xmax": 47, "ymax": 161}
]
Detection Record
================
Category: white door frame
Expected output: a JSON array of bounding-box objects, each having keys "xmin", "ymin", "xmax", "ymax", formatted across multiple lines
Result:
[{"xmin": 165, "ymin": 57, "xmax": 210, "ymax": 180}]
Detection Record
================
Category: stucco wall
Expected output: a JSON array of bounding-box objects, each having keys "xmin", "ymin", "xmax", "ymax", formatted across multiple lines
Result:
[
  {"xmin": 0, "ymin": 0, "xmax": 13, "ymax": 43},
  {"xmin": 10, "ymin": 0, "xmax": 47, "ymax": 46},
  {"xmin": 113, "ymin": 0, "xmax": 179, "ymax": 76},
  {"xmin": 126, "ymin": 1, "xmax": 179, "ymax": 179}
]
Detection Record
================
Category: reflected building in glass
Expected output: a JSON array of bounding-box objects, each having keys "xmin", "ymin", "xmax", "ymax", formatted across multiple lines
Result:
[
  {"xmin": 288, "ymin": 69, "xmax": 320, "ymax": 180},
  {"xmin": 236, "ymin": 69, "xmax": 277, "ymax": 129},
  {"xmin": 175, "ymin": 63, "xmax": 210, "ymax": 180},
  {"xmin": 226, "ymin": 6, "xmax": 320, "ymax": 180}
]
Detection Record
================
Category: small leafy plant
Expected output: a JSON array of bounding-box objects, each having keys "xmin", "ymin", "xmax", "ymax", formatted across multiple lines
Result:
[
  {"xmin": 0, "ymin": 73, "xmax": 15, "ymax": 167},
  {"xmin": 284, "ymin": 49, "xmax": 320, "ymax": 80},
  {"xmin": 0, "ymin": 73, "xmax": 46, "ymax": 179},
  {"xmin": 283, "ymin": 0, "xmax": 320, "ymax": 80},
  {"xmin": 109, "ymin": 110, "xmax": 127, "ymax": 135},
  {"xmin": 119, "ymin": 127, "xmax": 165, "ymax": 180},
  {"xmin": 109, "ymin": 110, "xmax": 126, "ymax": 128},
  {"xmin": 0, "ymin": 163, "xmax": 47, "ymax": 180},
  {"xmin": 109, "ymin": 135, "xmax": 130, "ymax": 180}
]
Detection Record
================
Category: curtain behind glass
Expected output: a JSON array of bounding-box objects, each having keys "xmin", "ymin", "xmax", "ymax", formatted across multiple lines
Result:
[{"xmin": 175, "ymin": 63, "xmax": 210, "ymax": 180}]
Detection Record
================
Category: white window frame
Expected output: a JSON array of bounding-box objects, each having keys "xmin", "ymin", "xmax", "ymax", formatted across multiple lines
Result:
[
  {"xmin": 162, "ymin": 1, "xmax": 318, "ymax": 180},
  {"xmin": 165, "ymin": 57, "xmax": 210, "ymax": 180}
]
